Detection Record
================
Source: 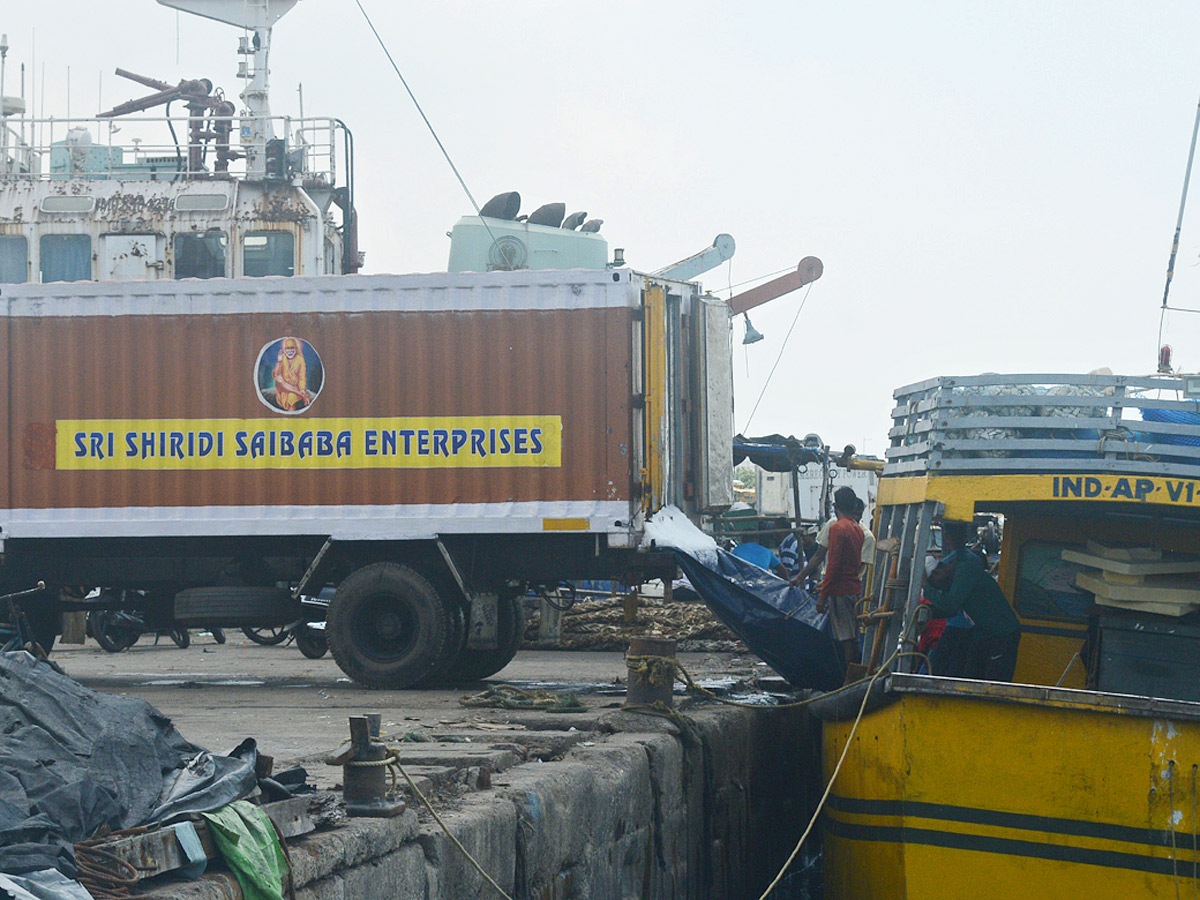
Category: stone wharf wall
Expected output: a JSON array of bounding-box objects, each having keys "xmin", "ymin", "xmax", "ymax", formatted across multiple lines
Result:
[{"xmin": 159, "ymin": 705, "xmax": 818, "ymax": 900}]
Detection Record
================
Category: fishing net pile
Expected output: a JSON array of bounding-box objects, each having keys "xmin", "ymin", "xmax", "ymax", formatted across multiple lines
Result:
[
  {"xmin": 937, "ymin": 377, "xmax": 1114, "ymax": 459},
  {"xmin": 522, "ymin": 592, "xmax": 745, "ymax": 652}
]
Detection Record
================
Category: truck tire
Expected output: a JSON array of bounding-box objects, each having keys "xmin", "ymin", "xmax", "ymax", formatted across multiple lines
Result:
[
  {"xmin": 453, "ymin": 595, "xmax": 525, "ymax": 682},
  {"xmin": 175, "ymin": 587, "xmax": 299, "ymax": 627},
  {"xmin": 24, "ymin": 606, "xmax": 60, "ymax": 656},
  {"xmin": 327, "ymin": 563, "xmax": 450, "ymax": 689},
  {"xmin": 416, "ymin": 600, "xmax": 466, "ymax": 687}
]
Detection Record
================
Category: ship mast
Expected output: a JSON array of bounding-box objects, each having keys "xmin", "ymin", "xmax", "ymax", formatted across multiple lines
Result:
[{"xmin": 156, "ymin": 0, "xmax": 300, "ymax": 179}]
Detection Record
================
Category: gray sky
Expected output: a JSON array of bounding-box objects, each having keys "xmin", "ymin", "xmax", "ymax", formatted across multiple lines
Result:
[{"xmin": 7, "ymin": 1, "xmax": 1200, "ymax": 456}]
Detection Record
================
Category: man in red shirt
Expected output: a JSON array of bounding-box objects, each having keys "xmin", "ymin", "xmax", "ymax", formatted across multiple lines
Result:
[{"xmin": 818, "ymin": 486, "xmax": 865, "ymax": 669}]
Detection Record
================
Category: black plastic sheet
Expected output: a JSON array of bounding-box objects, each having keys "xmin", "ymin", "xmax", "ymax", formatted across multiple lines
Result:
[
  {"xmin": 0, "ymin": 652, "xmax": 257, "ymax": 877},
  {"xmin": 673, "ymin": 549, "xmax": 843, "ymax": 691}
]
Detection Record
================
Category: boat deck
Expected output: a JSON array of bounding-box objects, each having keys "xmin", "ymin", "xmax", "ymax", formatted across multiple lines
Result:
[{"xmin": 886, "ymin": 373, "xmax": 1200, "ymax": 480}]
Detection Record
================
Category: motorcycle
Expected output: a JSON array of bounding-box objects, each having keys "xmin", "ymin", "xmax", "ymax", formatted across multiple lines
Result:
[
  {"xmin": 241, "ymin": 590, "xmax": 329, "ymax": 659},
  {"xmin": 86, "ymin": 589, "xmax": 220, "ymax": 652}
]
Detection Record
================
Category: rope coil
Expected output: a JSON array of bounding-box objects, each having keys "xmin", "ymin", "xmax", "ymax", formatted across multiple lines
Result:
[
  {"xmin": 625, "ymin": 654, "xmax": 678, "ymax": 687},
  {"xmin": 74, "ymin": 842, "xmax": 151, "ymax": 900}
]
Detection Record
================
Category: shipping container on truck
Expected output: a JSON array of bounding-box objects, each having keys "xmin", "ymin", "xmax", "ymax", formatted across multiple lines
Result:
[{"xmin": 0, "ymin": 267, "xmax": 735, "ymax": 686}]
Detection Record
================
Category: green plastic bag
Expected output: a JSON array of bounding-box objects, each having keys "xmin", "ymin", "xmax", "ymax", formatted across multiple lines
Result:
[{"xmin": 201, "ymin": 800, "xmax": 290, "ymax": 900}]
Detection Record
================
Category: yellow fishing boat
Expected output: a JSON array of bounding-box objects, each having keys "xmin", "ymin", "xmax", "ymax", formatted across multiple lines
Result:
[{"xmin": 815, "ymin": 373, "xmax": 1200, "ymax": 899}]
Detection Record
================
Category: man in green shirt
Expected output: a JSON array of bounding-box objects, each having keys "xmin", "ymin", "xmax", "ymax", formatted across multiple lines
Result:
[{"xmin": 923, "ymin": 521, "xmax": 1021, "ymax": 682}]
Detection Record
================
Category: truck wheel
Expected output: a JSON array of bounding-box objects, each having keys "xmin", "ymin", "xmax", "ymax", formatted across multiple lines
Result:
[
  {"xmin": 453, "ymin": 595, "xmax": 525, "ymax": 681},
  {"xmin": 24, "ymin": 606, "xmax": 59, "ymax": 655},
  {"xmin": 416, "ymin": 600, "xmax": 466, "ymax": 686},
  {"xmin": 327, "ymin": 563, "xmax": 449, "ymax": 689}
]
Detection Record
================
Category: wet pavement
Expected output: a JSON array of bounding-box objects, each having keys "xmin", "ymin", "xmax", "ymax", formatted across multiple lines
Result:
[{"xmin": 50, "ymin": 633, "xmax": 761, "ymax": 789}]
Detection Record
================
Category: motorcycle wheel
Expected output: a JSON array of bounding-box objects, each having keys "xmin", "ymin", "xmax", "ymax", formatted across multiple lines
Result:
[
  {"xmin": 295, "ymin": 626, "xmax": 328, "ymax": 660},
  {"xmin": 170, "ymin": 628, "xmax": 191, "ymax": 649},
  {"xmin": 90, "ymin": 610, "xmax": 141, "ymax": 653},
  {"xmin": 242, "ymin": 626, "xmax": 290, "ymax": 645}
]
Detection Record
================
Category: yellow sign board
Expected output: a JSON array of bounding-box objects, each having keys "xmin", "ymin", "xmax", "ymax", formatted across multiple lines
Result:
[
  {"xmin": 881, "ymin": 472, "xmax": 1200, "ymax": 519},
  {"xmin": 57, "ymin": 417, "xmax": 562, "ymax": 471}
]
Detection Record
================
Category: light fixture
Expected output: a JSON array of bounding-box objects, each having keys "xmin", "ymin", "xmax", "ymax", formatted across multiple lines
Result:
[
  {"xmin": 1159, "ymin": 344, "xmax": 1174, "ymax": 374},
  {"xmin": 742, "ymin": 313, "xmax": 764, "ymax": 345}
]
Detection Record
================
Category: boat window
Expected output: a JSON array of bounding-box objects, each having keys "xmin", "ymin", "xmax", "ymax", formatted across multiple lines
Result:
[
  {"xmin": 1013, "ymin": 540, "xmax": 1093, "ymax": 620},
  {"xmin": 0, "ymin": 236, "xmax": 28, "ymax": 283},
  {"xmin": 40, "ymin": 234, "xmax": 92, "ymax": 283},
  {"xmin": 175, "ymin": 232, "xmax": 227, "ymax": 280},
  {"xmin": 243, "ymin": 231, "xmax": 294, "ymax": 278}
]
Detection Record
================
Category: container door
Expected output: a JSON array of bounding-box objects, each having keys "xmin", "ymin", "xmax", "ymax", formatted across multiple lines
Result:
[
  {"xmin": 695, "ymin": 294, "xmax": 734, "ymax": 512},
  {"xmin": 641, "ymin": 283, "xmax": 669, "ymax": 515},
  {"xmin": 100, "ymin": 234, "xmax": 165, "ymax": 281}
]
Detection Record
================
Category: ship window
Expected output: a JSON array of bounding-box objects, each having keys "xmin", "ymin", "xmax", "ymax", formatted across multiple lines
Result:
[
  {"xmin": 0, "ymin": 236, "xmax": 28, "ymax": 283},
  {"xmin": 175, "ymin": 232, "xmax": 227, "ymax": 280},
  {"xmin": 243, "ymin": 231, "xmax": 294, "ymax": 277},
  {"xmin": 1013, "ymin": 540, "xmax": 1093, "ymax": 620},
  {"xmin": 40, "ymin": 196, "xmax": 95, "ymax": 214},
  {"xmin": 174, "ymin": 193, "xmax": 230, "ymax": 212},
  {"xmin": 40, "ymin": 234, "xmax": 91, "ymax": 283}
]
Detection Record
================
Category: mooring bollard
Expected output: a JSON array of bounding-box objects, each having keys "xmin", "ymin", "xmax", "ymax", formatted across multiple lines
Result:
[
  {"xmin": 624, "ymin": 636, "xmax": 678, "ymax": 709},
  {"xmin": 325, "ymin": 714, "xmax": 406, "ymax": 818}
]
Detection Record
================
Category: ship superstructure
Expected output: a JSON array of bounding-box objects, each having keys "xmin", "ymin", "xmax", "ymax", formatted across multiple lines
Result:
[{"xmin": 0, "ymin": 0, "xmax": 357, "ymax": 284}]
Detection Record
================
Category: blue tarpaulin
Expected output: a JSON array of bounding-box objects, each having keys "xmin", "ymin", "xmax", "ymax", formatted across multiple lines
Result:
[{"xmin": 673, "ymin": 549, "xmax": 843, "ymax": 691}]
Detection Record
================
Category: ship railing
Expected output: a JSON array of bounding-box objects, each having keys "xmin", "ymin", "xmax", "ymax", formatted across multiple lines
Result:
[
  {"xmin": 0, "ymin": 114, "xmax": 345, "ymax": 187},
  {"xmin": 886, "ymin": 372, "xmax": 1200, "ymax": 479}
]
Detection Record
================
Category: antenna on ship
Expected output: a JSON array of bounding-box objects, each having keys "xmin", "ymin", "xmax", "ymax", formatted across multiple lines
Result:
[
  {"xmin": 154, "ymin": 0, "xmax": 300, "ymax": 180},
  {"xmin": 1158, "ymin": 89, "xmax": 1200, "ymax": 371}
]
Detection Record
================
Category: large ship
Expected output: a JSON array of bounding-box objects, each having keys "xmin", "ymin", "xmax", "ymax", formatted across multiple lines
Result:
[{"xmin": 0, "ymin": 0, "xmax": 358, "ymax": 285}]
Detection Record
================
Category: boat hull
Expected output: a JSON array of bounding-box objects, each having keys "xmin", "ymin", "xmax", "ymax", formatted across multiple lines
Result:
[{"xmin": 822, "ymin": 675, "xmax": 1200, "ymax": 899}]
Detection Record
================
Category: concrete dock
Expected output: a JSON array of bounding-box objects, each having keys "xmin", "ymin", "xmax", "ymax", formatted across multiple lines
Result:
[{"xmin": 53, "ymin": 635, "xmax": 818, "ymax": 899}]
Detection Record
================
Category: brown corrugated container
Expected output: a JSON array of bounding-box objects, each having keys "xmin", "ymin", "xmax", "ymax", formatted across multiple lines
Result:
[{"xmin": 2, "ymin": 269, "xmax": 653, "ymax": 540}]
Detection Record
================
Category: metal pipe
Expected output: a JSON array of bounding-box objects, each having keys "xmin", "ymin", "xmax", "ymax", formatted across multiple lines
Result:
[{"xmin": 114, "ymin": 68, "xmax": 173, "ymax": 92}]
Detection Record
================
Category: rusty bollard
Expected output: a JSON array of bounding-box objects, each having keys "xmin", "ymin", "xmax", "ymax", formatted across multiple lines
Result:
[
  {"xmin": 325, "ymin": 714, "xmax": 406, "ymax": 818},
  {"xmin": 624, "ymin": 636, "xmax": 678, "ymax": 709}
]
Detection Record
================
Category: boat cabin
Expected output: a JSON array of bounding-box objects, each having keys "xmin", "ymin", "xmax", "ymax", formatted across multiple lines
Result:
[{"xmin": 873, "ymin": 372, "xmax": 1200, "ymax": 693}]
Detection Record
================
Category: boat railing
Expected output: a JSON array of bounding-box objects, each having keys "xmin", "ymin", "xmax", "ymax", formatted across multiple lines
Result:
[
  {"xmin": 0, "ymin": 114, "xmax": 345, "ymax": 187},
  {"xmin": 886, "ymin": 372, "xmax": 1200, "ymax": 479}
]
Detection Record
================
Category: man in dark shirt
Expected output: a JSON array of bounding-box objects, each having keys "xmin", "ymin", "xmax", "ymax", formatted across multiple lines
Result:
[
  {"xmin": 923, "ymin": 521, "xmax": 1022, "ymax": 682},
  {"xmin": 818, "ymin": 486, "xmax": 865, "ymax": 669}
]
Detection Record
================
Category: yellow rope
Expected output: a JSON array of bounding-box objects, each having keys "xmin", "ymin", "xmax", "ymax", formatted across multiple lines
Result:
[
  {"xmin": 349, "ymin": 621, "xmax": 922, "ymax": 900},
  {"xmin": 346, "ymin": 751, "xmax": 517, "ymax": 900},
  {"xmin": 754, "ymin": 641, "xmax": 902, "ymax": 900},
  {"xmin": 630, "ymin": 654, "xmax": 892, "ymax": 712}
]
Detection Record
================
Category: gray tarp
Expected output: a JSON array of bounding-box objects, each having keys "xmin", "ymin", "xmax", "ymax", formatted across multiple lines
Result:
[
  {"xmin": 673, "ymin": 548, "xmax": 844, "ymax": 691},
  {"xmin": 0, "ymin": 651, "xmax": 257, "ymax": 878}
]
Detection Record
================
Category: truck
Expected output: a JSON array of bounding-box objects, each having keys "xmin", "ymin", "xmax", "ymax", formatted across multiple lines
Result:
[
  {"xmin": 0, "ymin": 264, "xmax": 744, "ymax": 686},
  {"xmin": 0, "ymin": 0, "xmax": 826, "ymax": 687}
]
